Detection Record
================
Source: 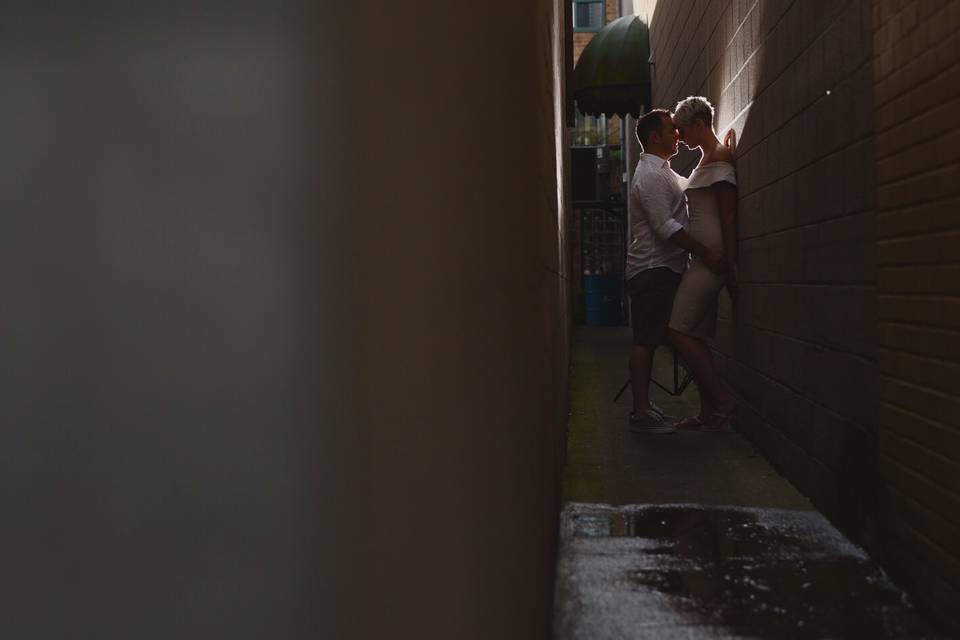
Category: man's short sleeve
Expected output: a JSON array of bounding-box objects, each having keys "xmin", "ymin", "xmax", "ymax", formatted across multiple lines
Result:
[{"xmin": 633, "ymin": 172, "xmax": 683, "ymax": 240}]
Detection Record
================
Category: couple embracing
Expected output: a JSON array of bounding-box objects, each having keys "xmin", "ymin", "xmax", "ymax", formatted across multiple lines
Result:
[{"xmin": 627, "ymin": 96, "xmax": 739, "ymax": 435}]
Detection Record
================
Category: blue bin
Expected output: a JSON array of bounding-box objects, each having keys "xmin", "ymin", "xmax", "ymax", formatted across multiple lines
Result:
[{"xmin": 584, "ymin": 275, "xmax": 621, "ymax": 326}]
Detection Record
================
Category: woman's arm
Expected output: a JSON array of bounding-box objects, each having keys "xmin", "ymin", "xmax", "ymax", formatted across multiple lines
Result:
[{"xmin": 714, "ymin": 181, "xmax": 740, "ymax": 297}]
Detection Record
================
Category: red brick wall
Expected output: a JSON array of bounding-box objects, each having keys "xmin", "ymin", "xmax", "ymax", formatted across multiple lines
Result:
[
  {"xmin": 573, "ymin": 0, "xmax": 621, "ymax": 65},
  {"xmin": 875, "ymin": 0, "xmax": 960, "ymax": 625},
  {"xmin": 573, "ymin": 32, "xmax": 595, "ymax": 65}
]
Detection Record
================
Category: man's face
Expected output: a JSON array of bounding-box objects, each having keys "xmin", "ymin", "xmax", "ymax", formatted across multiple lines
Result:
[
  {"xmin": 661, "ymin": 115, "xmax": 680, "ymax": 156},
  {"xmin": 675, "ymin": 120, "xmax": 690, "ymax": 147}
]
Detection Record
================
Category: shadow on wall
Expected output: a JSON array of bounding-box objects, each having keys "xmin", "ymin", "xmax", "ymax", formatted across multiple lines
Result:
[{"xmin": 647, "ymin": 0, "xmax": 884, "ymax": 555}]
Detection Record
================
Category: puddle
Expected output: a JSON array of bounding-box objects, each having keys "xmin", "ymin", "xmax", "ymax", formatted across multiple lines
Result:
[{"xmin": 561, "ymin": 505, "xmax": 945, "ymax": 638}]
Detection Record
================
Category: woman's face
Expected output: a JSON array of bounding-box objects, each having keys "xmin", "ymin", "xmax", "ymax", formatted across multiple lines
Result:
[{"xmin": 676, "ymin": 119, "xmax": 698, "ymax": 148}]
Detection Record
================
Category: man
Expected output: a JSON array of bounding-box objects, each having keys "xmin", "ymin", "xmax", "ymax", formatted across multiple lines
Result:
[{"xmin": 627, "ymin": 109, "xmax": 724, "ymax": 434}]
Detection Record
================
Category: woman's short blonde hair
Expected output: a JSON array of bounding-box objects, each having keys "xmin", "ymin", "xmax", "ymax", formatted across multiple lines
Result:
[{"xmin": 673, "ymin": 96, "xmax": 715, "ymax": 127}]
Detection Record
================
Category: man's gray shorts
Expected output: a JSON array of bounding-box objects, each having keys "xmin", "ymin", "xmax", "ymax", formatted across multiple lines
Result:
[{"xmin": 627, "ymin": 267, "xmax": 682, "ymax": 346}]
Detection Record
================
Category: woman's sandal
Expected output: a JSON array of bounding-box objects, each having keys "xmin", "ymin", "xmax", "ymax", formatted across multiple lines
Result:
[
  {"xmin": 701, "ymin": 406, "xmax": 737, "ymax": 433},
  {"xmin": 675, "ymin": 415, "xmax": 706, "ymax": 431}
]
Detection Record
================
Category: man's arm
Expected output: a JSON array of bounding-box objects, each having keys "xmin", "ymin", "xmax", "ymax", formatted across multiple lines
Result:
[
  {"xmin": 668, "ymin": 229, "xmax": 725, "ymax": 274},
  {"xmin": 636, "ymin": 174, "xmax": 725, "ymax": 273}
]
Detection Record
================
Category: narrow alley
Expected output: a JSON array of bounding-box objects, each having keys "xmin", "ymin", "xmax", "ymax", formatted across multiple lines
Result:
[{"xmin": 553, "ymin": 327, "xmax": 947, "ymax": 638}]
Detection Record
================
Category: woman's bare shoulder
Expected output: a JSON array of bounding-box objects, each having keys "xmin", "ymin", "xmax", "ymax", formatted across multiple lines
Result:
[{"xmin": 713, "ymin": 144, "xmax": 735, "ymax": 163}]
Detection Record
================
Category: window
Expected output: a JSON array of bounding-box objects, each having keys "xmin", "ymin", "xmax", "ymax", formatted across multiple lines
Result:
[
  {"xmin": 573, "ymin": 0, "xmax": 605, "ymax": 31},
  {"xmin": 572, "ymin": 103, "xmax": 607, "ymax": 146}
]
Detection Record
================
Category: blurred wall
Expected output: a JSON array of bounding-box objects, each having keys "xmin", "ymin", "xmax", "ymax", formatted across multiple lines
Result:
[
  {"xmin": 332, "ymin": 2, "xmax": 571, "ymax": 637},
  {"xmin": 1, "ymin": 2, "xmax": 570, "ymax": 639}
]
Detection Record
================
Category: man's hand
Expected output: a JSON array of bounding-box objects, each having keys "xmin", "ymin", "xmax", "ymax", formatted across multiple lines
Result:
[{"xmin": 702, "ymin": 247, "xmax": 726, "ymax": 274}]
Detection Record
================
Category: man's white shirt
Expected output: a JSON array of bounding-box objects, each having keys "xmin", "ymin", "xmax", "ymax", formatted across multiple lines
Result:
[{"xmin": 625, "ymin": 152, "xmax": 689, "ymax": 281}]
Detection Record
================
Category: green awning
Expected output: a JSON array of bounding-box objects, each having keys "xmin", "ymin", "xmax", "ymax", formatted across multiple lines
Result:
[{"xmin": 574, "ymin": 15, "xmax": 651, "ymax": 118}]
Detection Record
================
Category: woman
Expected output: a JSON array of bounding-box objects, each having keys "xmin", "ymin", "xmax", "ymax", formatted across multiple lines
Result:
[{"xmin": 667, "ymin": 96, "xmax": 739, "ymax": 432}]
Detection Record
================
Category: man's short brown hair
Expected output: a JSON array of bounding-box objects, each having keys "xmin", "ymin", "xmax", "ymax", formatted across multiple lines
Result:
[{"xmin": 635, "ymin": 108, "xmax": 672, "ymax": 150}]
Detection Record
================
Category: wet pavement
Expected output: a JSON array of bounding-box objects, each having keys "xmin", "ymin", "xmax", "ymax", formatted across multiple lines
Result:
[{"xmin": 554, "ymin": 327, "xmax": 946, "ymax": 639}]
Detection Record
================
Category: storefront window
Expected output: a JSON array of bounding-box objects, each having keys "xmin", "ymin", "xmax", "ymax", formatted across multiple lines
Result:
[{"xmin": 572, "ymin": 105, "xmax": 607, "ymax": 146}]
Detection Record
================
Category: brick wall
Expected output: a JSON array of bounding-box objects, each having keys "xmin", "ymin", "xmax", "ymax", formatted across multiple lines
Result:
[
  {"xmin": 573, "ymin": 0, "xmax": 621, "ymax": 64},
  {"xmin": 648, "ymin": 0, "xmax": 888, "ymax": 594},
  {"xmin": 875, "ymin": 0, "xmax": 960, "ymax": 625},
  {"xmin": 651, "ymin": 0, "xmax": 876, "ymax": 526}
]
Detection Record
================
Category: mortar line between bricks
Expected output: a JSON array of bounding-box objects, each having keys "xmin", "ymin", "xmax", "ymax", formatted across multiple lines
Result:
[
  {"xmin": 737, "ymin": 127, "xmax": 875, "ymax": 197},
  {"xmin": 881, "ymin": 415, "xmax": 960, "ymax": 466},
  {"xmin": 879, "ymin": 292, "xmax": 960, "ymax": 302},
  {"xmin": 716, "ymin": 0, "xmax": 764, "ymax": 97},
  {"xmin": 874, "ymin": 95, "xmax": 960, "ymax": 163},
  {"xmin": 881, "ymin": 400, "xmax": 960, "ymax": 438},
  {"xmin": 710, "ymin": 323, "xmax": 880, "ymax": 372},
  {"xmin": 725, "ymin": 0, "xmax": 762, "ymax": 53},
  {"xmin": 653, "ymin": 0, "xmax": 694, "ymax": 69},
  {"xmin": 882, "ymin": 373, "xmax": 960, "ymax": 405},
  {"xmin": 876, "ymin": 516, "xmax": 960, "ymax": 599},
  {"xmin": 880, "ymin": 263, "xmax": 960, "ymax": 272},
  {"xmin": 732, "ymin": 44, "xmax": 873, "ymax": 160},
  {"xmin": 715, "ymin": 0, "xmax": 798, "ymax": 104},
  {"xmin": 879, "ymin": 451, "xmax": 960, "ymax": 516},
  {"xmin": 740, "ymin": 209, "xmax": 876, "ymax": 242},
  {"xmin": 661, "ymin": 0, "xmax": 755, "ymax": 106},
  {"xmin": 721, "ymin": 97, "xmax": 755, "ymax": 135},
  {"xmin": 873, "ymin": 39, "xmax": 960, "ymax": 113},
  {"xmin": 713, "ymin": 344, "xmax": 877, "ymax": 430},
  {"xmin": 879, "ymin": 263, "xmax": 960, "ymax": 273},
  {"xmin": 692, "ymin": 4, "xmax": 737, "ymax": 98},
  {"xmin": 877, "ymin": 185, "xmax": 955, "ymax": 216},
  {"xmin": 670, "ymin": 0, "xmax": 711, "ymax": 90},
  {"xmin": 736, "ymin": 393, "xmax": 858, "ymax": 475},
  {"xmin": 885, "ymin": 483, "xmax": 960, "ymax": 558},
  {"xmin": 740, "ymin": 281, "xmax": 875, "ymax": 289},
  {"xmin": 656, "ymin": 0, "xmax": 701, "ymax": 95},
  {"xmin": 878, "ymin": 227, "xmax": 960, "ymax": 242},
  {"xmin": 875, "ymin": 159, "xmax": 960, "ymax": 193},
  {"xmin": 877, "ymin": 195, "xmax": 960, "ymax": 218},
  {"xmin": 665, "ymin": 0, "xmax": 715, "ymax": 101},
  {"xmin": 880, "ymin": 320, "xmax": 960, "ymax": 337},
  {"xmin": 877, "ymin": 226, "xmax": 960, "ymax": 243},
  {"xmin": 728, "ymin": 322, "xmax": 879, "ymax": 365},
  {"xmin": 880, "ymin": 347, "xmax": 960, "ymax": 372}
]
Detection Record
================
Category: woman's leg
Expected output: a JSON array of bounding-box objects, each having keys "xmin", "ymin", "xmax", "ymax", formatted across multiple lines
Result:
[
  {"xmin": 692, "ymin": 380, "xmax": 716, "ymax": 419},
  {"xmin": 668, "ymin": 328, "xmax": 736, "ymax": 416}
]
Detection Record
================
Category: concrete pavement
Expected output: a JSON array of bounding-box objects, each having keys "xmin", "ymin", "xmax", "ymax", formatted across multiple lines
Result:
[{"xmin": 554, "ymin": 327, "xmax": 946, "ymax": 639}]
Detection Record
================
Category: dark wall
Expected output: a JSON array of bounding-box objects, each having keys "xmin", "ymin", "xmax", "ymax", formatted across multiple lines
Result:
[
  {"xmin": 650, "ymin": 0, "xmax": 876, "ymax": 536},
  {"xmin": 875, "ymin": 0, "xmax": 960, "ymax": 627},
  {"xmin": 648, "ymin": 0, "xmax": 960, "ymax": 626}
]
